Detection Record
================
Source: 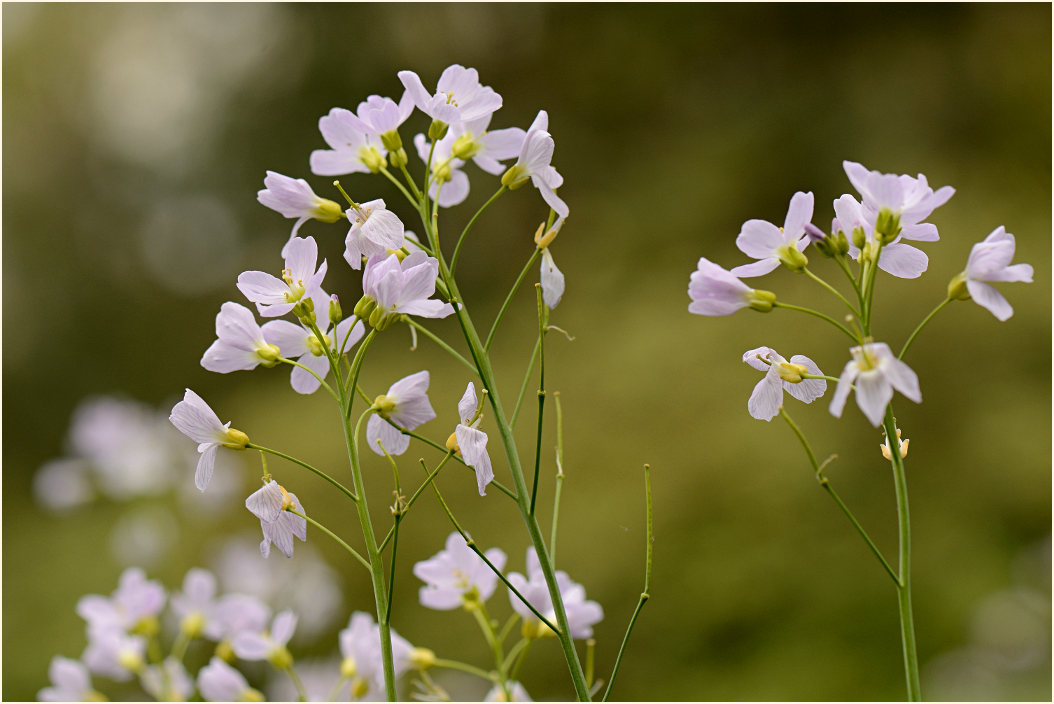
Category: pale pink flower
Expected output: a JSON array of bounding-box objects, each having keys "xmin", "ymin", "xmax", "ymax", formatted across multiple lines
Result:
[
  {"xmin": 731, "ymin": 191, "xmax": 814, "ymax": 277},
  {"xmin": 961, "ymin": 226, "xmax": 1034, "ymax": 321},
  {"xmin": 366, "ymin": 370, "xmax": 436, "ymax": 457},
  {"xmin": 414, "ymin": 532, "xmax": 507, "ymax": 609},
  {"xmin": 398, "ymin": 65, "xmax": 502, "ymax": 126},
  {"xmin": 834, "ymin": 194, "xmax": 930, "ymax": 279},
  {"xmin": 198, "ymin": 657, "xmax": 260, "ymax": 702},
  {"xmin": 231, "ymin": 610, "xmax": 297, "ymax": 661},
  {"xmin": 829, "ymin": 342, "xmax": 921, "ymax": 427},
  {"xmin": 38, "ymin": 657, "xmax": 101, "ymax": 702},
  {"xmin": 76, "ymin": 566, "xmax": 166, "ymax": 633},
  {"xmin": 502, "ymin": 110, "xmax": 569, "ymax": 218},
  {"xmin": 246, "ymin": 481, "xmax": 307, "ymax": 559},
  {"xmin": 454, "ymin": 382, "xmax": 494, "ymax": 495},
  {"xmin": 339, "ymin": 611, "xmax": 414, "ymax": 697},
  {"xmin": 842, "ymin": 160, "xmax": 954, "ymax": 242},
  {"xmin": 201, "ymin": 302, "xmax": 281, "ymax": 374},
  {"xmin": 310, "ymin": 108, "xmax": 387, "ymax": 176},
  {"xmin": 688, "ymin": 257, "xmax": 772, "ymax": 316},
  {"xmin": 742, "ymin": 347, "xmax": 826, "ymax": 421},
  {"xmin": 169, "ymin": 388, "xmax": 248, "ymax": 491},
  {"xmin": 361, "ymin": 251, "xmax": 455, "ymax": 325},
  {"xmin": 507, "ymin": 547, "xmax": 603, "ymax": 639},
  {"xmin": 236, "ymin": 236, "xmax": 328, "ymax": 318},
  {"xmin": 344, "ymin": 199, "xmax": 407, "ymax": 270},
  {"xmin": 257, "ymin": 171, "xmax": 343, "ymax": 246}
]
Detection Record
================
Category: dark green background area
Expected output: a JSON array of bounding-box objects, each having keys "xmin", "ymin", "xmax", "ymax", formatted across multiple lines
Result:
[{"xmin": 4, "ymin": 3, "xmax": 1050, "ymax": 701}]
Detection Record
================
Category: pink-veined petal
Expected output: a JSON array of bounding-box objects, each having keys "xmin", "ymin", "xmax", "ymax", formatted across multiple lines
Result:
[
  {"xmin": 747, "ymin": 367, "xmax": 783, "ymax": 421},
  {"xmin": 195, "ymin": 445, "xmax": 219, "ymax": 491}
]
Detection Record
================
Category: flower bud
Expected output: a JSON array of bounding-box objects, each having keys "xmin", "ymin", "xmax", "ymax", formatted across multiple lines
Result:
[
  {"xmin": 835, "ymin": 230, "xmax": 850, "ymax": 256},
  {"xmin": 875, "ymin": 207, "xmax": 901, "ymax": 244},
  {"xmin": 361, "ymin": 146, "xmax": 385, "ymax": 173},
  {"xmin": 328, "ymin": 295, "xmax": 342, "ymax": 324},
  {"xmin": 223, "ymin": 428, "xmax": 250, "ymax": 450},
  {"xmin": 451, "ymin": 133, "xmax": 479, "ymax": 160},
  {"xmin": 118, "ymin": 650, "xmax": 145, "ymax": 675},
  {"xmin": 947, "ymin": 272, "xmax": 970, "ymax": 301},
  {"xmin": 410, "ymin": 647, "xmax": 436, "ymax": 670},
  {"xmin": 747, "ymin": 289, "xmax": 777, "ymax": 313},
  {"xmin": 881, "ymin": 428, "xmax": 909, "ymax": 460},
  {"xmin": 427, "ymin": 120, "xmax": 449, "ymax": 141},
  {"xmin": 354, "ymin": 295, "xmax": 377, "ymax": 320},
  {"xmin": 445, "ymin": 431, "xmax": 460, "ymax": 453},
  {"xmin": 777, "ymin": 244, "xmax": 809, "ymax": 273},
  {"xmin": 215, "ymin": 640, "xmax": 235, "ymax": 663},
  {"xmin": 851, "ymin": 226, "xmax": 867, "ymax": 251},
  {"xmin": 501, "ymin": 164, "xmax": 529, "ymax": 189},
  {"xmin": 380, "ymin": 130, "xmax": 403, "ymax": 152},
  {"xmin": 293, "ymin": 298, "xmax": 316, "ymax": 326},
  {"xmin": 388, "ymin": 148, "xmax": 408, "ymax": 169},
  {"xmin": 804, "ymin": 222, "xmax": 826, "ymax": 244}
]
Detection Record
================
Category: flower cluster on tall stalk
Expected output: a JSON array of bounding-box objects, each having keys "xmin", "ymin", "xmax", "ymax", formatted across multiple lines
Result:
[
  {"xmin": 687, "ymin": 160, "xmax": 1032, "ymax": 700},
  {"xmin": 40, "ymin": 65, "xmax": 654, "ymax": 703}
]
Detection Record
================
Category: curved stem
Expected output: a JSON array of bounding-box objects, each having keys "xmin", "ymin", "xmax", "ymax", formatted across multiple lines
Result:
[
  {"xmin": 803, "ymin": 267, "xmax": 860, "ymax": 316},
  {"xmin": 772, "ymin": 301, "xmax": 860, "ymax": 342},
  {"xmin": 378, "ymin": 453, "xmax": 454, "ymax": 552},
  {"xmin": 344, "ymin": 330, "xmax": 378, "ymax": 417},
  {"xmin": 284, "ymin": 665, "xmax": 308, "ymax": 702},
  {"xmin": 899, "ymin": 297, "xmax": 951, "ymax": 360},
  {"xmin": 450, "ymin": 185, "xmax": 507, "ymax": 275},
  {"xmin": 288, "ymin": 509, "xmax": 371, "ymax": 572},
  {"xmin": 278, "ymin": 357, "xmax": 337, "ymax": 401},
  {"xmin": 377, "ymin": 165, "xmax": 418, "ymax": 209},
  {"xmin": 485, "ymin": 248, "xmax": 542, "ymax": 351},
  {"xmin": 248, "ymin": 444, "xmax": 359, "ymax": 504},
  {"xmin": 402, "ymin": 317, "xmax": 477, "ymax": 374}
]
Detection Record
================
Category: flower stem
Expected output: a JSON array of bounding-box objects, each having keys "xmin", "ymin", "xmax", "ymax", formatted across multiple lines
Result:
[
  {"xmin": 288, "ymin": 509, "xmax": 371, "ymax": 572},
  {"xmin": 378, "ymin": 453, "xmax": 455, "ymax": 552},
  {"xmin": 772, "ymin": 301, "xmax": 860, "ymax": 342},
  {"xmin": 283, "ymin": 665, "xmax": 309, "ymax": 702},
  {"xmin": 432, "ymin": 658, "xmax": 498, "ymax": 682},
  {"xmin": 377, "ymin": 165, "xmax": 419, "ymax": 209},
  {"xmin": 485, "ymin": 248, "xmax": 542, "ymax": 351},
  {"xmin": 884, "ymin": 405, "xmax": 922, "ymax": 700},
  {"xmin": 601, "ymin": 464, "xmax": 653, "ymax": 702},
  {"xmin": 511, "ymin": 338, "xmax": 542, "ymax": 428},
  {"xmin": 450, "ymin": 185, "xmax": 506, "ymax": 275},
  {"xmin": 402, "ymin": 317, "xmax": 478, "ymax": 374},
  {"xmin": 248, "ymin": 444, "xmax": 359, "ymax": 504},
  {"xmin": 530, "ymin": 286, "xmax": 548, "ymax": 516},
  {"xmin": 899, "ymin": 297, "xmax": 951, "ymax": 360},
  {"xmin": 277, "ymin": 357, "xmax": 338, "ymax": 401},
  {"xmin": 803, "ymin": 267, "xmax": 860, "ymax": 316},
  {"xmin": 550, "ymin": 392, "xmax": 566, "ymax": 564}
]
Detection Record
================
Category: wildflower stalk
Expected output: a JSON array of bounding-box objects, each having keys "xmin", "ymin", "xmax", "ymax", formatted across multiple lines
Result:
[
  {"xmin": 450, "ymin": 185, "xmax": 506, "ymax": 274},
  {"xmin": 432, "ymin": 658, "xmax": 498, "ymax": 682},
  {"xmin": 486, "ymin": 248, "xmax": 541, "ymax": 351},
  {"xmin": 803, "ymin": 267, "xmax": 860, "ymax": 316},
  {"xmin": 771, "ymin": 301, "xmax": 860, "ymax": 342},
  {"xmin": 284, "ymin": 664, "xmax": 309, "ymax": 703},
  {"xmin": 511, "ymin": 338, "xmax": 542, "ymax": 427},
  {"xmin": 884, "ymin": 404, "xmax": 922, "ymax": 701},
  {"xmin": 550, "ymin": 392, "xmax": 566, "ymax": 563},
  {"xmin": 530, "ymin": 286, "xmax": 548, "ymax": 516},
  {"xmin": 601, "ymin": 464, "xmax": 653, "ymax": 702},
  {"xmin": 378, "ymin": 453, "xmax": 455, "ymax": 552},
  {"xmin": 899, "ymin": 297, "xmax": 951, "ymax": 360},
  {"xmin": 288, "ymin": 509, "xmax": 371, "ymax": 572},
  {"xmin": 402, "ymin": 317, "xmax": 478, "ymax": 374},
  {"xmin": 471, "ymin": 602, "xmax": 512, "ymax": 700}
]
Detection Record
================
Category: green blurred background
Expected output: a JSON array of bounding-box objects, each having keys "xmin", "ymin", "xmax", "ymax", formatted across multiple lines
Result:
[{"xmin": 4, "ymin": 3, "xmax": 1050, "ymax": 701}]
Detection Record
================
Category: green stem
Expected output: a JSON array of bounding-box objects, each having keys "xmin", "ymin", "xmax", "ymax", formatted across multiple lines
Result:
[
  {"xmin": 397, "ymin": 162, "xmax": 423, "ymax": 202},
  {"xmin": 530, "ymin": 286, "xmax": 548, "ymax": 516},
  {"xmin": 288, "ymin": 509, "xmax": 371, "ymax": 572},
  {"xmin": 403, "ymin": 317, "xmax": 478, "ymax": 374},
  {"xmin": 801, "ymin": 373, "xmax": 843, "ymax": 384},
  {"xmin": 803, "ymin": 267, "xmax": 860, "ymax": 316},
  {"xmin": 278, "ymin": 356, "xmax": 338, "ymax": 401},
  {"xmin": 899, "ymin": 298, "xmax": 951, "ymax": 360},
  {"xmin": 377, "ymin": 165, "xmax": 419, "ymax": 209},
  {"xmin": 601, "ymin": 464, "xmax": 653, "ymax": 702},
  {"xmin": 379, "ymin": 453, "xmax": 454, "ymax": 552},
  {"xmin": 861, "ymin": 242, "xmax": 885, "ymax": 333},
  {"xmin": 284, "ymin": 665, "xmax": 309, "ymax": 702},
  {"xmin": 778, "ymin": 410, "xmax": 899, "ymax": 585},
  {"xmin": 485, "ymin": 248, "xmax": 542, "ymax": 351},
  {"xmin": 511, "ymin": 338, "xmax": 542, "ymax": 427},
  {"xmin": 885, "ymin": 405, "xmax": 922, "ymax": 700},
  {"xmin": 472, "ymin": 604, "xmax": 510, "ymax": 699},
  {"xmin": 248, "ymin": 444, "xmax": 359, "ymax": 504},
  {"xmin": 385, "ymin": 515, "xmax": 400, "ymax": 622},
  {"xmin": 343, "ymin": 330, "xmax": 378, "ymax": 416},
  {"xmin": 450, "ymin": 185, "xmax": 507, "ymax": 275},
  {"xmin": 550, "ymin": 392, "xmax": 566, "ymax": 564},
  {"xmin": 772, "ymin": 301, "xmax": 860, "ymax": 342},
  {"xmin": 432, "ymin": 658, "xmax": 498, "ymax": 682}
]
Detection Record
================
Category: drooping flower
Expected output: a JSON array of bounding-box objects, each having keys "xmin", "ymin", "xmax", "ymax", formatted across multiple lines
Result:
[
  {"xmin": 833, "ymin": 193, "xmax": 931, "ymax": 279},
  {"xmin": 507, "ymin": 547, "xmax": 603, "ymax": 640},
  {"xmin": 338, "ymin": 611, "xmax": 415, "ymax": 698},
  {"xmin": 414, "ymin": 532, "xmax": 507, "ymax": 610},
  {"xmin": 398, "ymin": 64, "xmax": 503, "ymax": 127},
  {"xmin": 246, "ymin": 481, "xmax": 308, "ymax": 559},
  {"xmin": 829, "ymin": 342, "xmax": 921, "ymax": 427},
  {"xmin": 731, "ymin": 191, "xmax": 814, "ymax": 277},
  {"xmin": 452, "ymin": 382, "xmax": 495, "ymax": 495},
  {"xmin": 842, "ymin": 160, "xmax": 954, "ymax": 243},
  {"xmin": 231, "ymin": 610, "xmax": 297, "ymax": 665},
  {"xmin": 343, "ymin": 199, "xmax": 407, "ymax": 270},
  {"xmin": 688, "ymin": 257, "xmax": 775, "ymax": 316},
  {"xmin": 501, "ymin": 110, "xmax": 569, "ymax": 219},
  {"xmin": 257, "ymin": 171, "xmax": 343, "ymax": 246},
  {"xmin": 236, "ymin": 236, "xmax": 328, "ymax": 318},
  {"xmin": 38, "ymin": 656, "xmax": 104, "ymax": 702},
  {"xmin": 169, "ymin": 388, "xmax": 250, "ymax": 491},
  {"xmin": 366, "ymin": 370, "xmax": 436, "ymax": 456},
  {"xmin": 201, "ymin": 302, "xmax": 283, "ymax": 374},
  {"xmin": 742, "ymin": 347, "xmax": 827, "ymax": 421},
  {"xmin": 485, "ymin": 681, "xmax": 533, "ymax": 702},
  {"xmin": 310, "ymin": 108, "xmax": 387, "ymax": 176},
  {"xmin": 197, "ymin": 657, "xmax": 263, "ymax": 702},
  {"xmin": 359, "ymin": 251, "xmax": 455, "ymax": 330},
  {"xmin": 536, "ymin": 218, "xmax": 566, "ymax": 309},
  {"xmin": 952, "ymin": 226, "xmax": 1034, "ymax": 321},
  {"xmin": 262, "ymin": 292, "xmax": 366, "ymax": 394}
]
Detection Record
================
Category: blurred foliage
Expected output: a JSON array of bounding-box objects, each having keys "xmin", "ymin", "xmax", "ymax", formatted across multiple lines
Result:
[{"xmin": 3, "ymin": 3, "xmax": 1050, "ymax": 701}]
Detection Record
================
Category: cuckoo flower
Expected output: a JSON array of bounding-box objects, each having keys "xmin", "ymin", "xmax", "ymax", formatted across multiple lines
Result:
[
  {"xmin": 367, "ymin": 370, "xmax": 436, "ymax": 457},
  {"xmin": 81, "ymin": 627, "xmax": 146, "ymax": 682},
  {"xmin": 257, "ymin": 171, "xmax": 343, "ymax": 248},
  {"xmin": 501, "ymin": 110, "xmax": 569, "ymax": 218},
  {"xmin": 198, "ymin": 657, "xmax": 263, "ymax": 702},
  {"xmin": 485, "ymin": 682, "xmax": 533, "ymax": 702},
  {"xmin": 952, "ymin": 226, "xmax": 1034, "ymax": 321},
  {"xmin": 38, "ymin": 657, "xmax": 103, "ymax": 702},
  {"xmin": 232, "ymin": 610, "xmax": 297, "ymax": 664},
  {"xmin": 447, "ymin": 115, "xmax": 525, "ymax": 175},
  {"xmin": 452, "ymin": 382, "xmax": 495, "ymax": 495},
  {"xmin": 843, "ymin": 160, "xmax": 954, "ymax": 243},
  {"xmin": 169, "ymin": 389, "xmax": 249, "ymax": 491},
  {"xmin": 76, "ymin": 566, "xmax": 166, "ymax": 633},
  {"xmin": 830, "ymin": 342, "xmax": 921, "ymax": 427},
  {"xmin": 743, "ymin": 346, "xmax": 827, "ymax": 421},
  {"xmin": 731, "ymin": 191, "xmax": 814, "ymax": 277},
  {"xmin": 310, "ymin": 108, "xmax": 387, "ymax": 176},
  {"xmin": 414, "ymin": 132, "xmax": 470, "ymax": 207},
  {"xmin": 142, "ymin": 658, "xmax": 193, "ymax": 701},
  {"xmin": 343, "ymin": 93, "xmax": 415, "ymax": 145},
  {"xmin": 246, "ymin": 481, "xmax": 307, "ymax": 559},
  {"xmin": 262, "ymin": 292, "xmax": 365, "ymax": 394},
  {"xmin": 834, "ymin": 194, "xmax": 931, "ymax": 279},
  {"xmin": 170, "ymin": 567, "xmax": 222, "ymax": 639},
  {"xmin": 398, "ymin": 64, "xmax": 502, "ymax": 127},
  {"xmin": 537, "ymin": 218, "xmax": 566, "ymax": 309},
  {"xmin": 344, "ymin": 199, "xmax": 407, "ymax": 270},
  {"xmin": 507, "ymin": 547, "xmax": 604, "ymax": 640},
  {"xmin": 339, "ymin": 611, "xmax": 415, "ymax": 698},
  {"xmin": 688, "ymin": 257, "xmax": 775, "ymax": 316},
  {"xmin": 414, "ymin": 532, "xmax": 507, "ymax": 609},
  {"xmin": 237, "ymin": 236, "xmax": 328, "ymax": 318},
  {"xmin": 201, "ymin": 302, "xmax": 282, "ymax": 373},
  {"xmin": 359, "ymin": 251, "xmax": 455, "ymax": 330}
]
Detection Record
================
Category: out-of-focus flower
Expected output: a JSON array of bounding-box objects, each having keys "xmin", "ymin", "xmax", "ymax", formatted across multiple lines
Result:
[
  {"xmin": 237, "ymin": 236, "xmax": 328, "ymax": 318},
  {"xmin": 339, "ymin": 611, "xmax": 414, "ymax": 699},
  {"xmin": 535, "ymin": 218, "xmax": 566, "ymax": 309},
  {"xmin": 398, "ymin": 65, "xmax": 502, "ymax": 126},
  {"xmin": 76, "ymin": 567, "xmax": 166, "ymax": 634},
  {"xmin": 232, "ymin": 610, "xmax": 297, "ymax": 666},
  {"xmin": 170, "ymin": 567, "xmax": 221, "ymax": 638},
  {"xmin": 358, "ymin": 252, "xmax": 454, "ymax": 331},
  {"xmin": 507, "ymin": 548, "xmax": 603, "ymax": 640},
  {"xmin": 169, "ymin": 388, "xmax": 249, "ymax": 491},
  {"xmin": 344, "ymin": 199, "xmax": 407, "ymax": 270},
  {"xmin": 829, "ymin": 342, "xmax": 921, "ymax": 427},
  {"xmin": 141, "ymin": 657, "xmax": 193, "ymax": 701},
  {"xmin": 688, "ymin": 257, "xmax": 776, "ymax": 316},
  {"xmin": 414, "ymin": 531, "xmax": 506, "ymax": 609},
  {"xmin": 950, "ymin": 226, "xmax": 1034, "ymax": 321},
  {"xmin": 731, "ymin": 191, "xmax": 814, "ymax": 277},
  {"xmin": 80, "ymin": 626, "xmax": 146, "ymax": 682},
  {"xmin": 452, "ymin": 382, "xmax": 494, "ymax": 496},
  {"xmin": 198, "ymin": 657, "xmax": 264, "ymax": 702},
  {"xmin": 257, "ymin": 171, "xmax": 343, "ymax": 247},
  {"xmin": 485, "ymin": 681, "xmax": 533, "ymax": 702},
  {"xmin": 33, "ymin": 458, "xmax": 93, "ymax": 513},
  {"xmin": 501, "ymin": 110, "xmax": 569, "ymax": 219},
  {"xmin": 366, "ymin": 370, "xmax": 436, "ymax": 457},
  {"xmin": 201, "ymin": 302, "xmax": 283, "ymax": 374},
  {"xmin": 38, "ymin": 656, "xmax": 103, "ymax": 702},
  {"xmin": 742, "ymin": 346, "xmax": 826, "ymax": 421}
]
